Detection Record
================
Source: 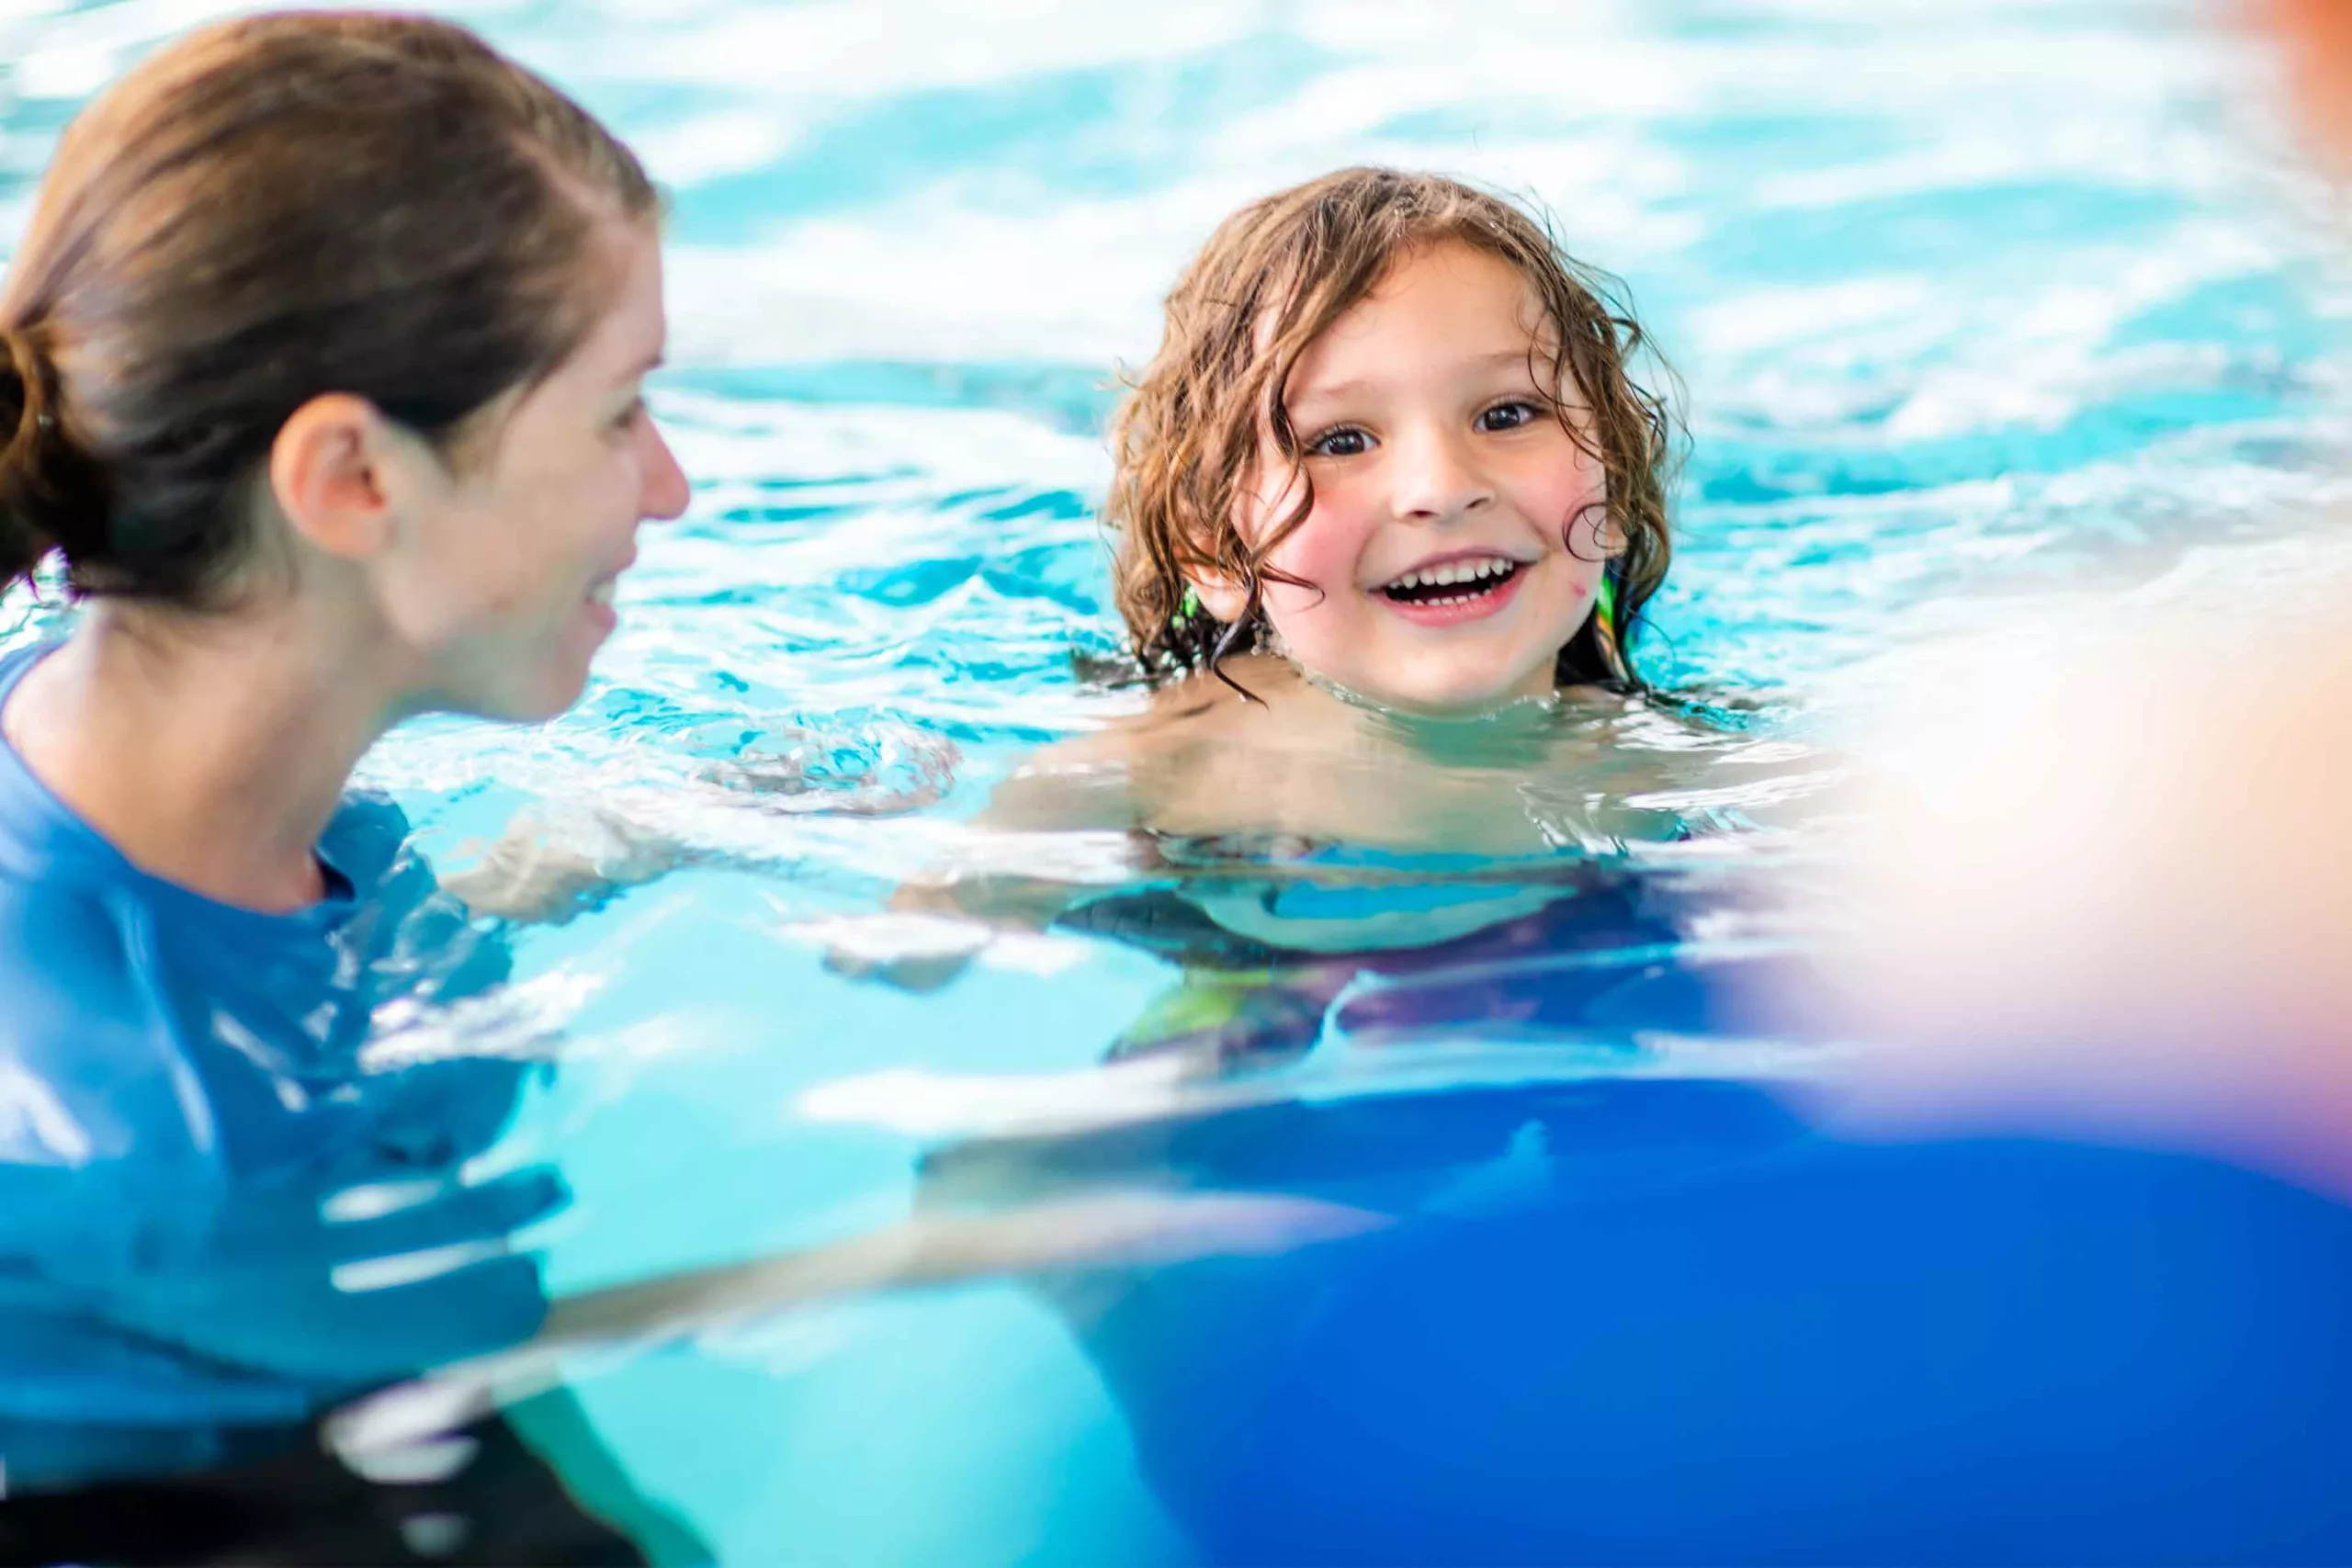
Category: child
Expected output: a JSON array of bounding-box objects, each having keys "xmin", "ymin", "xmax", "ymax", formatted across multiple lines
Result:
[
  {"xmin": 842, "ymin": 167, "xmax": 1810, "ymax": 1011},
  {"xmin": 972, "ymin": 165, "xmax": 1694, "ymax": 865},
  {"xmin": 1118, "ymin": 165, "xmax": 1669, "ymax": 712}
]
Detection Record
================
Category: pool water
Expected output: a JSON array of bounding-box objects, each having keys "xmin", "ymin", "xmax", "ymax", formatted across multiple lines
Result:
[{"xmin": 7, "ymin": 0, "xmax": 2352, "ymax": 1561}]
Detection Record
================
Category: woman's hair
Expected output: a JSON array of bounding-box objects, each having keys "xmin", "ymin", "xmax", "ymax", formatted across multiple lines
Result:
[
  {"xmin": 0, "ymin": 11, "xmax": 658, "ymax": 605},
  {"xmin": 1106, "ymin": 166, "xmax": 1680, "ymax": 691}
]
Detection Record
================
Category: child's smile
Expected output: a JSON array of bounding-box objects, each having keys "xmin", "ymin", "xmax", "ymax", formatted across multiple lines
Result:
[
  {"xmin": 1374, "ymin": 548, "xmax": 1532, "ymax": 626},
  {"xmin": 1220, "ymin": 240, "xmax": 1614, "ymax": 715}
]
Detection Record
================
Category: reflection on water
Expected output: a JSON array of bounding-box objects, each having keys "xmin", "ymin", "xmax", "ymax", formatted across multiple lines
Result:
[{"xmin": 6, "ymin": 0, "xmax": 2352, "ymax": 1562}]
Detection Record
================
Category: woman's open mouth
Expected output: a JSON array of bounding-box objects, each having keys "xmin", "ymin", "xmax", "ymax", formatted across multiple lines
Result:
[
  {"xmin": 583, "ymin": 575, "xmax": 620, "ymax": 637},
  {"xmin": 1376, "ymin": 555, "xmax": 1528, "ymax": 626}
]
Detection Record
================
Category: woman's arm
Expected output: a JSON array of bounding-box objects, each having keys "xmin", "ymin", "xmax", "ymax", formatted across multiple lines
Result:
[
  {"xmin": 440, "ymin": 807, "xmax": 693, "ymax": 927},
  {"xmin": 325, "ymin": 1189, "xmax": 1385, "ymax": 1463}
]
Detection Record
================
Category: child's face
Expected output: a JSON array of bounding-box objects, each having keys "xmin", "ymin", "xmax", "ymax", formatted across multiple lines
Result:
[{"xmin": 1216, "ymin": 241, "xmax": 1613, "ymax": 716}]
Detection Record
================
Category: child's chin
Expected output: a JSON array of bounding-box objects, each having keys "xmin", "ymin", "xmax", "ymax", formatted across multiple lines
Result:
[{"xmin": 1367, "ymin": 671, "xmax": 1545, "ymax": 718}]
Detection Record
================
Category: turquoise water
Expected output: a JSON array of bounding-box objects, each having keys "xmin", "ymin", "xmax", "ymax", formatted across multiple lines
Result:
[{"xmin": 6, "ymin": 0, "xmax": 2352, "ymax": 1559}]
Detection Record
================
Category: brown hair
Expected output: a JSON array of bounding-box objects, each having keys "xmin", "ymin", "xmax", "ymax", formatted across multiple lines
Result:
[
  {"xmin": 1106, "ymin": 166, "xmax": 1679, "ymax": 691},
  {"xmin": 0, "ymin": 11, "xmax": 658, "ymax": 605}
]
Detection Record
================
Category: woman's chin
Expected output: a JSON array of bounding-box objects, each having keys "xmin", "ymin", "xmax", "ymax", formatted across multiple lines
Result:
[
  {"xmin": 447, "ymin": 663, "xmax": 594, "ymax": 727},
  {"xmin": 518, "ymin": 669, "xmax": 594, "ymax": 724}
]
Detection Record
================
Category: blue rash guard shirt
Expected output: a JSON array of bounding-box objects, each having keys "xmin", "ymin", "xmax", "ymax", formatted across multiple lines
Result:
[{"xmin": 0, "ymin": 644, "xmax": 558, "ymax": 1490}]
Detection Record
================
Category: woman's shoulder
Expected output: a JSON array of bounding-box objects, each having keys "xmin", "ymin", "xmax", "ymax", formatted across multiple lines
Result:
[
  {"xmin": 0, "ymin": 805, "xmax": 164, "ymax": 1014},
  {"xmin": 0, "ymin": 863, "xmax": 221, "ymax": 1203},
  {"xmin": 0, "ymin": 784, "xmax": 503, "ymax": 1101}
]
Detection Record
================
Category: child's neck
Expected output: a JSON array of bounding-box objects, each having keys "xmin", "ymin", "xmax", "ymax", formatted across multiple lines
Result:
[{"xmin": 1227, "ymin": 653, "xmax": 1576, "ymax": 766}]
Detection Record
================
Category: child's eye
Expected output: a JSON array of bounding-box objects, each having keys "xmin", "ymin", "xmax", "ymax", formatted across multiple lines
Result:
[
  {"xmin": 1476, "ymin": 400, "xmax": 1545, "ymax": 433},
  {"xmin": 611, "ymin": 397, "xmax": 647, "ymax": 434},
  {"xmin": 1306, "ymin": 425, "xmax": 1373, "ymax": 458}
]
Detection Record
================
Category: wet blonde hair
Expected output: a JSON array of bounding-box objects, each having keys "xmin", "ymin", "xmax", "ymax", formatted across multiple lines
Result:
[{"xmin": 1106, "ymin": 166, "xmax": 1679, "ymax": 691}]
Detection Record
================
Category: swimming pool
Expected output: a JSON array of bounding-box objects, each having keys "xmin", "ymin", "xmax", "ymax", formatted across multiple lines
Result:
[{"xmin": 7, "ymin": 0, "xmax": 2352, "ymax": 1560}]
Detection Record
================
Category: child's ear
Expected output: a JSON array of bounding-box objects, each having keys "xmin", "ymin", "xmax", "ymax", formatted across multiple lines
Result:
[
  {"xmin": 1576, "ymin": 503, "xmax": 1627, "ymax": 562},
  {"xmin": 1189, "ymin": 572, "xmax": 1250, "ymax": 624}
]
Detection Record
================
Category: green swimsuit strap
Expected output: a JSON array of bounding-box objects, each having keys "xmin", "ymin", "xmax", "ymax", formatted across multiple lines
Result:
[{"xmin": 1593, "ymin": 572, "xmax": 1630, "ymax": 683}]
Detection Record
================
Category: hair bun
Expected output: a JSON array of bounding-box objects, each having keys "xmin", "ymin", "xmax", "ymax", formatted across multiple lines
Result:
[
  {"xmin": 0, "ymin": 322, "xmax": 106, "ymax": 590},
  {"xmin": 2, "ymin": 325, "xmax": 59, "ymax": 576},
  {"xmin": 0, "ymin": 324, "xmax": 38, "ymax": 444}
]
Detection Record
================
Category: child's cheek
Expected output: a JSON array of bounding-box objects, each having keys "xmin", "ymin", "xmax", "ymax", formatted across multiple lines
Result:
[
  {"xmin": 1265, "ymin": 490, "xmax": 1374, "ymax": 602},
  {"xmin": 1548, "ymin": 450, "xmax": 1611, "ymax": 558}
]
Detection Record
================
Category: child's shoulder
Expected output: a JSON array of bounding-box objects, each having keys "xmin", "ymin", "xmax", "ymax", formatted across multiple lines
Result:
[{"xmin": 978, "ymin": 658, "xmax": 1309, "ymax": 831}]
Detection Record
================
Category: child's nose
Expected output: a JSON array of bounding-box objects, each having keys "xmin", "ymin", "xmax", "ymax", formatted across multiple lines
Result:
[{"xmin": 1389, "ymin": 423, "xmax": 1493, "ymax": 523}]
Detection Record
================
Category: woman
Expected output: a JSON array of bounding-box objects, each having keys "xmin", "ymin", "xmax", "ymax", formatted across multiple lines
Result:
[{"xmin": 0, "ymin": 12, "xmax": 691, "ymax": 1562}]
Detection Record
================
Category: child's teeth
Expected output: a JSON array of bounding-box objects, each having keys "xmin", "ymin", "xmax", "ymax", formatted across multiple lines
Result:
[
  {"xmin": 1383, "ymin": 558, "xmax": 1519, "ymax": 597},
  {"xmin": 589, "ymin": 581, "xmax": 615, "ymax": 607}
]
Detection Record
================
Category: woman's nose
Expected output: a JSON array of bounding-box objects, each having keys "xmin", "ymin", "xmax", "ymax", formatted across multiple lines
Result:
[
  {"xmin": 1389, "ymin": 423, "xmax": 1493, "ymax": 524},
  {"xmin": 639, "ymin": 418, "xmax": 691, "ymax": 522}
]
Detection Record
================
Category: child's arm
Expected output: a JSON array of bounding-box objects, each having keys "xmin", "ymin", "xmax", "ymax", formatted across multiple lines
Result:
[{"xmin": 825, "ymin": 727, "xmax": 1164, "ymax": 990}]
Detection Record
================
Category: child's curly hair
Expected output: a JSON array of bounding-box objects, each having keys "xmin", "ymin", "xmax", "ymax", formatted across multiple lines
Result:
[{"xmin": 1106, "ymin": 166, "xmax": 1680, "ymax": 692}]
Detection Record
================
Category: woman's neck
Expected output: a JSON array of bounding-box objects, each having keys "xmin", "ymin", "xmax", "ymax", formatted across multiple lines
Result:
[{"xmin": 1, "ymin": 599, "xmax": 406, "ymax": 912}]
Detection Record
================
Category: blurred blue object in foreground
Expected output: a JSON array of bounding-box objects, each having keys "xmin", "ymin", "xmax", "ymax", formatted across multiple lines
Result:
[{"xmin": 932, "ymin": 1075, "xmax": 2352, "ymax": 1565}]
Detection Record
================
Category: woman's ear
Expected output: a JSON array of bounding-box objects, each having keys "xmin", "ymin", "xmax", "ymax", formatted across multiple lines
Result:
[{"xmin": 266, "ymin": 393, "xmax": 421, "ymax": 562}]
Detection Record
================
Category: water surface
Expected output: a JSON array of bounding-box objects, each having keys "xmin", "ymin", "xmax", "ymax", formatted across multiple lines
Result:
[{"xmin": 6, "ymin": 1, "xmax": 2351, "ymax": 1559}]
